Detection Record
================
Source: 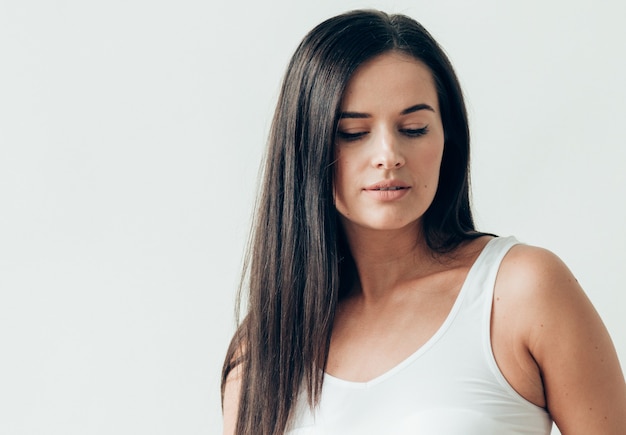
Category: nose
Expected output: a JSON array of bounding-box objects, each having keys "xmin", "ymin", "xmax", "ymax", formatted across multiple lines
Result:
[{"xmin": 372, "ymin": 130, "xmax": 405, "ymax": 169}]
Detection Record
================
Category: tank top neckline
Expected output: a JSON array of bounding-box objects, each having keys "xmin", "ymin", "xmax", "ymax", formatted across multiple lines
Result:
[{"xmin": 324, "ymin": 236, "xmax": 501, "ymax": 389}]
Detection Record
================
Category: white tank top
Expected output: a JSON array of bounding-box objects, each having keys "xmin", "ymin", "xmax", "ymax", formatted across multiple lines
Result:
[{"xmin": 286, "ymin": 236, "xmax": 552, "ymax": 434}]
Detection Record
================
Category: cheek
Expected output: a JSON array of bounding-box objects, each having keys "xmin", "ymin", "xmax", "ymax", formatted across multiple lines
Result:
[
  {"xmin": 411, "ymin": 145, "xmax": 444, "ymax": 195},
  {"xmin": 332, "ymin": 153, "xmax": 354, "ymax": 215},
  {"xmin": 333, "ymin": 151, "xmax": 351, "ymax": 192},
  {"xmin": 418, "ymin": 142, "xmax": 444, "ymax": 179}
]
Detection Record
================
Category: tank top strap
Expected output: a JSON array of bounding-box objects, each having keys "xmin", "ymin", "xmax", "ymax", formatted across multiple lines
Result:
[{"xmin": 460, "ymin": 236, "xmax": 521, "ymax": 308}]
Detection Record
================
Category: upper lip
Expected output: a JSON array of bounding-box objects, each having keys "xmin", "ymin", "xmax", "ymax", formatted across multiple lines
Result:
[{"xmin": 364, "ymin": 180, "xmax": 411, "ymax": 190}]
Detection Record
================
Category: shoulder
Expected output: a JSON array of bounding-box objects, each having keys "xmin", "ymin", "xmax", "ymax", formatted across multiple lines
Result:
[
  {"xmin": 496, "ymin": 242, "xmax": 578, "ymax": 302},
  {"xmin": 494, "ymin": 242, "xmax": 593, "ymax": 355},
  {"xmin": 496, "ymin": 241, "xmax": 626, "ymax": 433},
  {"xmin": 494, "ymin": 242, "xmax": 604, "ymax": 344},
  {"xmin": 498, "ymin": 241, "xmax": 573, "ymax": 287}
]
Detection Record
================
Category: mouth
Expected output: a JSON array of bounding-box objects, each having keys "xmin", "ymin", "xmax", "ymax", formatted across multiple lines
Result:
[
  {"xmin": 363, "ymin": 183, "xmax": 411, "ymax": 201},
  {"xmin": 369, "ymin": 186, "xmax": 408, "ymax": 191},
  {"xmin": 365, "ymin": 180, "xmax": 411, "ymax": 191}
]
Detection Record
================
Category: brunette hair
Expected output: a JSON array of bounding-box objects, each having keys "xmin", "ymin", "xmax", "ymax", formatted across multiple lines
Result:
[{"xmin": 222, "ymin": 9, "xmax": 481, "ymax": 434}]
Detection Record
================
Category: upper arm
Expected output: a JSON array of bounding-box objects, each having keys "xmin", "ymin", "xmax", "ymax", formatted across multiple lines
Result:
[
  {"xmin": 221, "ymin": 327, "xmax": 246, "ymax": 435},
  {"xmin": 504, "ymin": 245, "xmax": 626, "ymax": 434},
  {"xmin": 222, "ymin": 362, "xmax": 242, "ymax": 435}
]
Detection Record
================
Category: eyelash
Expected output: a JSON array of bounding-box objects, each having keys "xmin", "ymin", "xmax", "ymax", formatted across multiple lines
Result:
[
  {"xmin": 336, "ymin": 126, "xmax": 429, "ymax": 142},
  {"xmin": 336, "ymin": 131, "xmax": 367, "ymax": 141},
  {"xmin": 401, "ymin": 127, "xmax": 429, "ymax": 138}
]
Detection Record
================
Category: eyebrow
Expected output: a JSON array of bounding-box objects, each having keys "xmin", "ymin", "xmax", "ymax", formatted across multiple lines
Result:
[
  {"xmin": 401, "ymin": 103, "xmax": 435, "ymax": 115},
  {"xmin": 339, "ymin": 103, "xmax": 435, "ymax": 119}
]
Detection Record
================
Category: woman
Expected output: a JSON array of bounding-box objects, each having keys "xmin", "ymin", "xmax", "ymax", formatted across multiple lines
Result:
[{"xmin": 221, "ymin": 9, "xmax": 626, "ymax": 435}]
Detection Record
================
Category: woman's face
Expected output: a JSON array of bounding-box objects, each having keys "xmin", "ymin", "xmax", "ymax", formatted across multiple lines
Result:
[{"xmin": 334, "ymin": 52, "xmax": 445, "ymax": 234}]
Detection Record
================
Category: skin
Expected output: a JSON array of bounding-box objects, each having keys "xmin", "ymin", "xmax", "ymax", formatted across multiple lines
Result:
[
  {"xmin": 222, "ymin": 363, "xmax": 241, "ymax": 435},
  {"xmin": 333, "ymin": 53, "xmax": 444, "ymax": 235},
  {"xmin": 223, "ymin": 52, "xmax": 626, "ymax": 434}
]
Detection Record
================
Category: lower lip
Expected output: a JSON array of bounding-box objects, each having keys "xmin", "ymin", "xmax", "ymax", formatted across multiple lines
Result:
[{"xmin": 363, "ymin": 188, "xmax": 410, "ymax": 201}]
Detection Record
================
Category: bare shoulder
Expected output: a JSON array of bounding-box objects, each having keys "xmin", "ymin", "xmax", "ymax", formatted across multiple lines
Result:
[
  {"xmin": 495, "ymin": 244, "xmax": 583, "ymax": 316},
  {"xmin": 498, "ymin": 243, "xmax": 574, "ymax": 290},
  {"xmin": 496, "ymin": 242, "xmax": 626, "ymax": 434}
]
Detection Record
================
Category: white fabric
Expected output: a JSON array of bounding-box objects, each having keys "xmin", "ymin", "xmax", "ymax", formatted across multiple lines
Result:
[{"xmin": 287, "ymin": 236, "xmax": 552, "ymax": 434}]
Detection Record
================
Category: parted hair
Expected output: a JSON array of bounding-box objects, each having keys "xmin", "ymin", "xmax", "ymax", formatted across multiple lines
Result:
[{"xmin": 221, "ymin": 9, "xmax": 481, "ymax": 434}]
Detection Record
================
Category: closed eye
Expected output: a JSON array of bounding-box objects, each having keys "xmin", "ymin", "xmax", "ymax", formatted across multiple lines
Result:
[
  {"xmin": 401, "ymin": 126, "xmax": 429, "ymax": 137},
  {"xmin": 336, "ymin": 131, "xmax": 368, "ymax": 141}
]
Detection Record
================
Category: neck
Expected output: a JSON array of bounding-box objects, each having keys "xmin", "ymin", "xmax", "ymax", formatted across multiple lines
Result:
[{"xmin": 341, "ymin": 220, "xmax": 438, "ymax": 303}]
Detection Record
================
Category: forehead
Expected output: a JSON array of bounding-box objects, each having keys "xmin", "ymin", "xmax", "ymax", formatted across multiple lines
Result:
[{"xmin": 340, "ymin": 52, "xmax": 438, "ymax": 112}]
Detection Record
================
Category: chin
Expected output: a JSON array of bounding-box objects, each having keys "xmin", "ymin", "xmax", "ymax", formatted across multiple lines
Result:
[{"xmin": 352, "ymin": 217, "xmax": 422, "ymax": 233}]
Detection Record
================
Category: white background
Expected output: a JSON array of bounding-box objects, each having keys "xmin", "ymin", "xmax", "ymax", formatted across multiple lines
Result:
[{"xmin": 1, "ymin": 1, "xmax": 624, "ymax": 434}]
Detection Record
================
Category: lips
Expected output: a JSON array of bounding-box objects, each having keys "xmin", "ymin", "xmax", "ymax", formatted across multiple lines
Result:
[
  {"xmin": 364, "ymin": 180, "xmax": 411, "ymax": 191},
  {"xmin": 370, "ymin": 186, "xmax": 406, "ymax": 191},
  {"xmin": 362, "ymin": 180, "xmax": 411, "ymax": 201}
]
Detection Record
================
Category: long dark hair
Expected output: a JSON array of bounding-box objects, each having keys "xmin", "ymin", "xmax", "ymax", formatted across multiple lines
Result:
[{"xmin": 222, "ymin": 9, "xmax": 481, "ymax": 434}]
